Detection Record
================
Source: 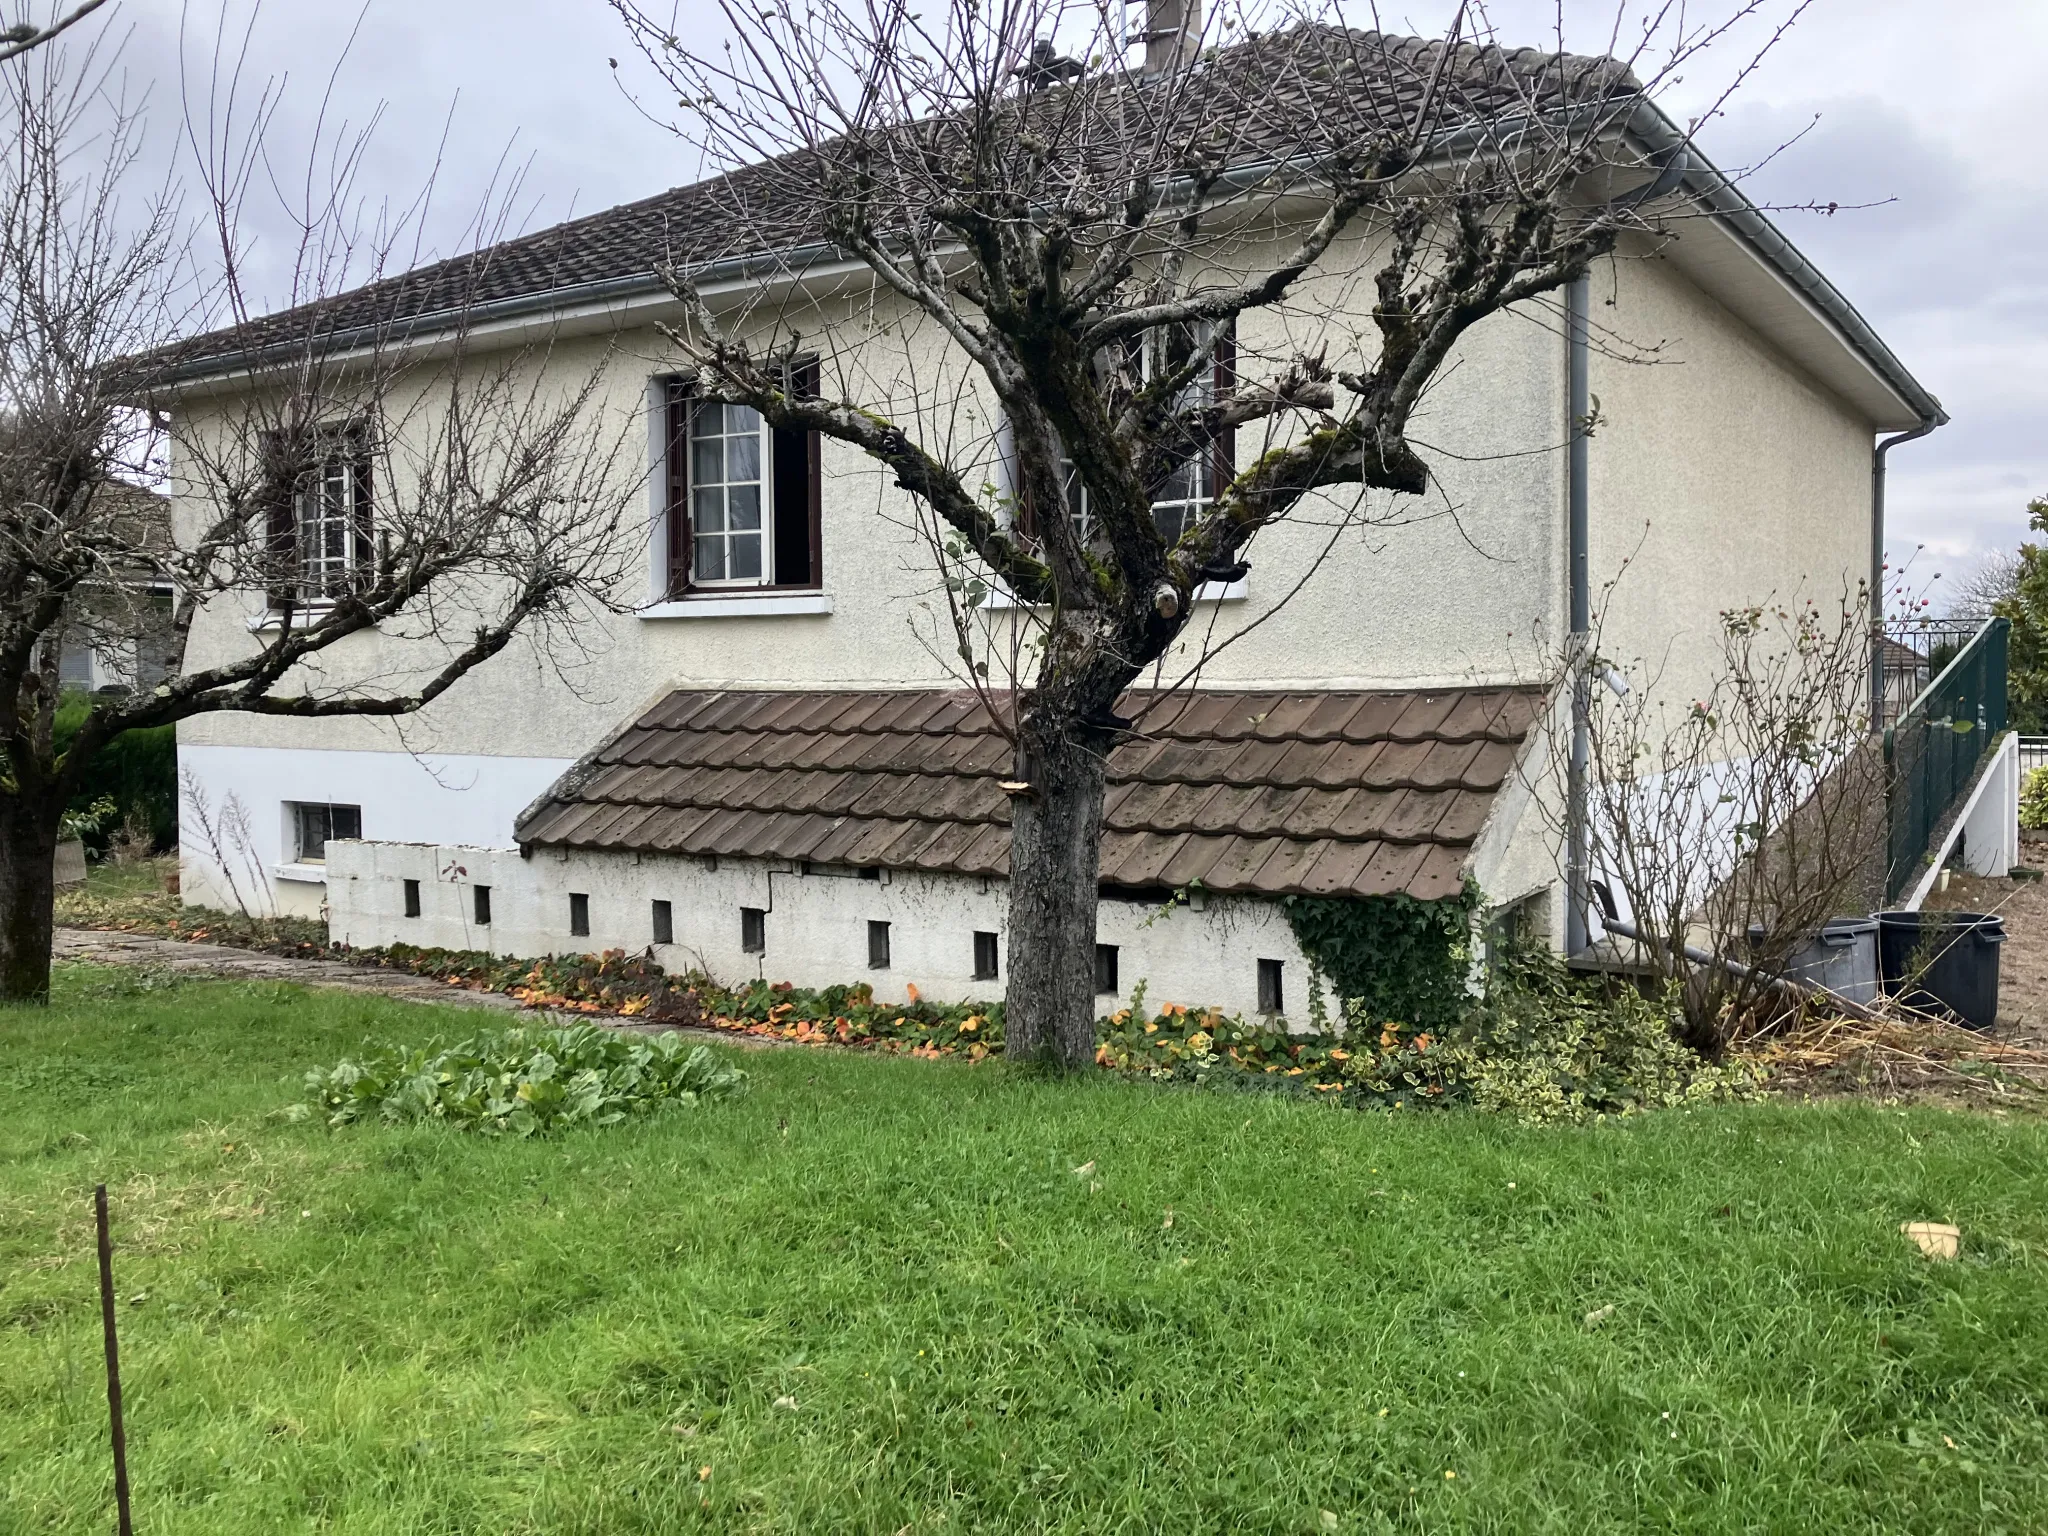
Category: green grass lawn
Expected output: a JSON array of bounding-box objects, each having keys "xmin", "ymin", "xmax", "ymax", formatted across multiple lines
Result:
[{"xmin": 3, "ymin": 967, "xmax": 2045, "ymax": 1534}]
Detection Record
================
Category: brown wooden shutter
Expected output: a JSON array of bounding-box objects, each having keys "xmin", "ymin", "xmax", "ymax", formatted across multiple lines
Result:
[
  {"xmin": 1211, "ymin": 327, "xmax": 1237, "ymax": 501},
  {"xmin": 349, "ymin": 429, "xmax": 375, "ymax": 590},
  {"xmin": 770, "ymin": 357, "xmax": 822, "ymax": 587},
  {"xmin": 259, "ymin": 429, "xmax": 297, "ymax": 611},
  {"xmin": 665, "ymin": 377, "xmax": 694, "ymax": 597}
]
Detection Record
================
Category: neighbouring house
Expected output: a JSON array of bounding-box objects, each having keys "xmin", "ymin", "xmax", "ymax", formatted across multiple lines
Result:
[
  {"xmin": 152, "ymin": 25, "xmax": 1941, "ymax": 1020},
  {"xmin": 56, "ymin": 480, "xmax": 178, "ymax": 695}
]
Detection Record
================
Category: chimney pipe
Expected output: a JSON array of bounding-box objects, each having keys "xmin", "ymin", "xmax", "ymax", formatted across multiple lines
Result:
[{"xmin": 1142, "ymin": 0, "xmax": 1201, "ymax": 74}]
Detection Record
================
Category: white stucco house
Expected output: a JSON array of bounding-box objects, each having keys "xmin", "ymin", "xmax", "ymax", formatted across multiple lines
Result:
[{"xmin": 156, "ymin": 26, "xmax": 1942, "ymax": 1020}]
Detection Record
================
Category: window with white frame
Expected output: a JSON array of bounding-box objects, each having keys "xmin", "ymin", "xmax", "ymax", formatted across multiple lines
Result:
[
  {"xmin": 275, "ymin": 429, "xmax": 374, "ymax": 602},
  {"xmin": 664, "ymin": 365, "xmax": 822, "ymax": 595},
  {"xmin": 1051, "ymin": 320, "xmax": 1233, "ymax": 550},
  {"xmin": 689, "ymin": 402, "xmax": 766, "ymax": 584}
]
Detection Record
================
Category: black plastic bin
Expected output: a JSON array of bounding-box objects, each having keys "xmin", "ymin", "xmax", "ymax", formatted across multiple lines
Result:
[{"xmin": 1875, "ymin": 910, "xmax": 2006, "ymax": 1031}]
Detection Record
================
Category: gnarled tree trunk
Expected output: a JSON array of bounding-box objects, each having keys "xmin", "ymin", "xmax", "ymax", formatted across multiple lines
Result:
[
  {"xmin": 0, "ymin": 793, "xmax": 64, "ymax": 1003},
  {"xmin": 1004, "ymin": 713, "xmax": 1111, "ymax": 1068}
]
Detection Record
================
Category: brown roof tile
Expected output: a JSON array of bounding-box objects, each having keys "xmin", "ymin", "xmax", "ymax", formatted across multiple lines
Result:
[{"xmin": 514, "ymin": 686, "xmax": 1541, "ymax": 902}]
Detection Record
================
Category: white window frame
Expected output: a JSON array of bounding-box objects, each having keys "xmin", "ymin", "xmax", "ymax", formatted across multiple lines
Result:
[
  {"xmin": 291, "ymin": 435, "xmax": 372, "ymax": 600},
  {"xmin": 1059, "ymin": 320, "xmax": 1225, "ymax": 550},
  {"xmin": 686, "ymin": 400, "xmax": 772, "ymax": 589}
]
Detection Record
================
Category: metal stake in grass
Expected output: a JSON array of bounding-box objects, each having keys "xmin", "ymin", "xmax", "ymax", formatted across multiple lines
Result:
[{"xmin": 94, "ymin": 1184, "xmax": 134, "ymax": 1536}]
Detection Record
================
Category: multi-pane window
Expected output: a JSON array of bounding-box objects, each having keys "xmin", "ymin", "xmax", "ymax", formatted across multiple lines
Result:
[
  {"xmin": 293, "ymin": 802, "xmax": 361, "ymax": 862},
  {"xmin": 280, "ymin": 431, "xmax": 373, "ymax": 600},
  {"xmin": 665, "ymin": 366, "xmax": 822, "ymax": 595},
  {"xmin": 689, "ymin": 403, "xmax": 766, "ymax": 584},
  {"xmin": 1053, "ymin": 321, "xmax": 1233, "ymax": 551}
]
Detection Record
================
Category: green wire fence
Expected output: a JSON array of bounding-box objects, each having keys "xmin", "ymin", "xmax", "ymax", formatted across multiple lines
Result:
[{"xmin": 1884, "ymin": 616, "xmax": 2009, "ymax": 902}]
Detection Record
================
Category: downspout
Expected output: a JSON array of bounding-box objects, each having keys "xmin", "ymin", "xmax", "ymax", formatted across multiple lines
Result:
[
  {"xmin": 1564, "ymin": 274, "xmax": 1592, "ymax": 956},
  {"xmin": 1869, "ymin": 419, "xmax": 1943, "ymax": 723}
]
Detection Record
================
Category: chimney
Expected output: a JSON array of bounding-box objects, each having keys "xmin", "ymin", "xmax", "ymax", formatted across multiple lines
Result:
[{"xmin": 1142, "ymin": 0, "xmax": 1201, "ymax": 75}]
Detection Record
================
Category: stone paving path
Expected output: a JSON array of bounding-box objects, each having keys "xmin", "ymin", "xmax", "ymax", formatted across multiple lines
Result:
[
  {"xmin": 53, "ymin": 926, "xmax": 779, "ymax": 1048},
  {"xmin": 55, "ymin": 926, "xmax": 534, "ymax": 1011}
]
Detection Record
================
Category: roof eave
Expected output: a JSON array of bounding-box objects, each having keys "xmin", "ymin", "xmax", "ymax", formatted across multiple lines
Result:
[{"xmin": 1624, "ymin": 101, "xmax": 1944, "ymax": 431}]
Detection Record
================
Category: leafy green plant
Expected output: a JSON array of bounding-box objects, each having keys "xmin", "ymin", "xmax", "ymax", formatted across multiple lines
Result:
[
  {"xmin": 53, "ymin": 691, "xmax": 177, "ymax": 851},
  {"xmin": 1414, "ymin": 949, "xmax": 1760, "ymax": 1122},
  {"xmin": 1281, "ymin": 887, "xmax": 1477, "ymax": 1033},
  {"xmin": 2021, "ymin": 765, "xmax": 2048, "ymax": 831},
  {"xmin": 58, "ymin": 795, "xmax": 118, "ymax": 843},
  {"xmin": 1098, "ymin": 947, "xmax": 1756, "ymax": 1122},
  {"xmin": 303, "ymin": 1024, "xmax": 747, "ymax": 1135}
]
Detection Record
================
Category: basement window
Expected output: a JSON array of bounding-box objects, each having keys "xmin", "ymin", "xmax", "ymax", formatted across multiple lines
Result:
[
  {"xmin": 473, "ymin": 885, "xmax": 492, "ymax": 927},
  {"xmin": 292, "ymin": 802, "xmax": 361, "ymax": 862},
  {"xmin": 741, "ymin": 906, "xmax": 766, "ymax": 954},
  {"xmin": 402, "ymin": 878, "xmax": 421, "ymax": 919},
  {"xmin": 569, "ymin": 892, "xmax": 590, "ymax": 938},
  {"xmin": 868, "ymin": 920, "xmax": 891, "ymax": 970},
  {"xmin": 973, "ymin": 930, "xmax": 999, "ymax": 981},
  {"xmin": 652, "ymin": 899, "xmax": 674, "ymax": 945},
  {"xmin": 1257, "ymin": 958, "xmax": 1284, "ymax": 1015},
  {"xmin": 1094, "ymin": 943, "xmax": 1119, "ymax": 995}
]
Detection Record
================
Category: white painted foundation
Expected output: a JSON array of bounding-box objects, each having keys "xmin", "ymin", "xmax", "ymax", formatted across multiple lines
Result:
[
  {"xmin": 176, "ymin": 743, "xmax": 575, "ymax": 918},
  {"xmin": 324, "ymin": 838, "xmax": 1317, "ymax": 1023}
]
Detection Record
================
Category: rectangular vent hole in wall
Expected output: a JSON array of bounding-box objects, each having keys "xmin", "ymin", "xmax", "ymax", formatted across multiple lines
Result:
[
  {"xmin": 569, "ymin": 892, "xmax": 590, "ymax": 938},
  {"xmin": 473, "ymin": 885, "xmax": 492, "ymax": 926},
  {"xmin": 652, "ymin": 899, "xmax": 674, "ymax": 945},
  {"xmin": 402, "ymin": 878, "xmax": 421, "ymax": 919},
  {"xmin": 741, "ymin": 906, "xmax": 766, "ymax": 954},
  {"xmin": 868, "ymin": 919, "xmax": 891, "ymax": 970},
  {"xmin": 1257, "ymin": 957, "xmax": 1284, "ymax": 1014},
  {"xmin": 972, "ymin": 930, "xmax": 999, "ymax": 981},
  {"xmin": 1095, "ymin": 943, "xmax": 1119, "ymax": 995}
]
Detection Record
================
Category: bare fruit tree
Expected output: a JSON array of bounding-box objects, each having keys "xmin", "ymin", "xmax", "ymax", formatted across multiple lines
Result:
[
  {"xmin": 612, "ymin": 0, "xmax": 1796, "ymax": 1065},
  {"xmin": 1557, "ymin": 579, "xmax": 1885, "ymax": 1055},
  {"xmin": 0, "ymin": 30, "xmax": 640, "ymax": 1002}
]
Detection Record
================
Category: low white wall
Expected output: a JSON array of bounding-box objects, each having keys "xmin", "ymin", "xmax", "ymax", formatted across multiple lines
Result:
[
  {"xmin": 176, "ymin": 743, "xmax": 575, "ymax": 919},
  {"xmin": 325, "ymin": 839, "xmax": 1317, "ymax": 1022},
  {"xmin": 1904, "ymin": 730, "xmax": 2020, "ymax": 910}
]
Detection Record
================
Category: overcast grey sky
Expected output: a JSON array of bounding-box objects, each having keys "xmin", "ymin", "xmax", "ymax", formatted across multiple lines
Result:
[{"xmin": 104, "ymin": 0, "xmax": 2048, "ymax": 593}]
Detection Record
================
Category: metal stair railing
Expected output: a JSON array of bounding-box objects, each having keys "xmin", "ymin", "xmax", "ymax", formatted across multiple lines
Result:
[{"xmin": 1884, "ymin": 616, "xmax": 2009, "ymax": 901}]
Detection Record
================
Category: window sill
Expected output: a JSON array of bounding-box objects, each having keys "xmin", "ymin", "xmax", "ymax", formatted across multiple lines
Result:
[
  {"xmin": 272, "ymin": 862, "xmax": 328, "ymax": 884},
  {"xmin": 981, "ymin": 578, "xmax": 1247, "ymax": 611},
  {"xmin": 247, "ymin": 606, "xmax": 348, "ymax": 633},
  {"xmin": 638, "ymin": 592, "xmax": 834, "ymax": 619}
]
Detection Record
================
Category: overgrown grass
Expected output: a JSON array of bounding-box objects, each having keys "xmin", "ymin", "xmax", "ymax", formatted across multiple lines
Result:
[{"xmin": 3, "ymin": 966, "xmax": 2046, "ymax": 1533}]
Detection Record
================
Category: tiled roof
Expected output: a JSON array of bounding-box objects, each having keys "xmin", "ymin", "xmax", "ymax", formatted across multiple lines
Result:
[
  {"xmin": 150, "ymin": 26, "xmax": 1632, "ymax": 379},
  {"xmin": 514, "ymin": 686, "xmax": 1543, "ymax": 902}
]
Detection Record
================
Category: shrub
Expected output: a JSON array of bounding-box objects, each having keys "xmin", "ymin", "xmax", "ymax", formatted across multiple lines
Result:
[
  {"xmin": 2021, "ymin": 765, "xmax": 2048, "ymax": 831},
  {"xmin": 302, "ymin": 1024, "xmax": 747, "ymax": 1135},
  {"xmin": 53, "ymin": 692, "xmax": 178, "ymax": 852},
  {"xmin": 1416, "ymin": 950, "xmax": 1761, "ymax": 1122},
  {"xmin": 1098, "ymin": 949, "xmax": 1757, "ymax": 1122}
]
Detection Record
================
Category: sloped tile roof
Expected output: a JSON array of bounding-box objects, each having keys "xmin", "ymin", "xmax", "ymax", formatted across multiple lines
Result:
[
  {"xmin": 515, "ymin": 685, "xmax": 1543, "ymax": 902},
  {"xmin": 150, "ymin": 26, "xmax": 1633, "ymax": 380}
]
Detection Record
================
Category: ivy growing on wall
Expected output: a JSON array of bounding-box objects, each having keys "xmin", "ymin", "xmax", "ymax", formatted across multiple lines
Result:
[{"xmin": 1281, "ymin": 885, "xmax": 1480, "ymax": 1032}]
